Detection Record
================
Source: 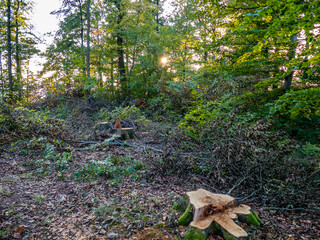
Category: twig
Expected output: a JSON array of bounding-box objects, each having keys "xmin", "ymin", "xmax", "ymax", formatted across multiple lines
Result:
[
  {"xmin": 228, "ymin": 176, "xmax": 248, "ymax": 195},
  {"xmin": 180, "ymin": 152, "xmax": 212, "ymax": 155},
  {"xmin": 165, "ymin": 230, "xmax": 174, "ymax": 240},
  {"xmin": 262, "ymin": 207, "xmax": 320, "ymax": 213}
]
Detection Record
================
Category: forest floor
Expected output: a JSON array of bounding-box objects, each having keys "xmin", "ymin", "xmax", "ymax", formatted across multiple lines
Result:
[{"xmin": 0, "ymin": 119, "xmax": 319, "ymax": 240}]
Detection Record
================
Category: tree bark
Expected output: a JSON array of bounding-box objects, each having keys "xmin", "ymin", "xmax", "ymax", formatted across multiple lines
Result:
[
  {"xmin": 7, "ymin": 0, "xmax": 13, "ymax": 93},
  {"xmin": 156, "ymin": 0, "xmax": 159, "ymax": 31},
  {"xmin": 284, "ymin": 34, "xmax": 298, "ymax": 90},
  {"xmin": 0, "ymin": 49, "xmax": 3, "ymax": 90},
  {"xmin": 115, "ymin": 0, "xmax": 127, "ymax": 98},
  {"xmin": 15, "ymin": 0, "xmax": 22, "ymax": 98},
  {"xmin": 78, "ymin": 0, "xmax": 86, "ymax": 78},
  {"xmin": 86, "ymin": 0, "xmax": 91, "ymax": 78}
]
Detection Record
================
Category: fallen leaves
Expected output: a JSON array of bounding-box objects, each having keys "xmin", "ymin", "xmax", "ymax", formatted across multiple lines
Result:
[{"xmin": 13, "ymin": 225, "xmax": 25, "ymax": 239}]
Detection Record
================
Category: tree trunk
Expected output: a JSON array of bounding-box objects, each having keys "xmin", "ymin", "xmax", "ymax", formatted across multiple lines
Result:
[
  {"xmin": 7, "ymin": 0, "xmax": 13, "ymax": 93},
  {"xmin": 86, "ymin": 0, "xmax": 91, "ymax": 78},
  {"xmin": 115, "ymin": 0, "xmax": 127, "ymax": 98},
  {"xmin": 111, "ymin": 55, "xmax": 114, "ymax": 94},
  {"xmin": 78, "ymin": 0, "xmax": 86, "ymax": 78},
  {"xmin": 0, "ymin": 49, "xmax": 3, "ymax": 91},
  {"xmin": 15, "ymin": 0, "xmax": 22, "ymax": 99},
  {"xmin": 284, "ymin": 35, "xmax": 297, "ymax": 90},
  {"xmin": 156, "ymin": 0, "xmax": 159, "ymax": 31}
]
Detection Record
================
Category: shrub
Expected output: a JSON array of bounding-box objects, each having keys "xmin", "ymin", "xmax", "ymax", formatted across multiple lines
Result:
[
  {"xmin": 269, "ymin": 88, "xmax": 320, "ymax": 120},
  {"xmin": 267, "ymin": 88, "xmax": 320, "ymax": 142},
  {"xmin": 99, "ymin": 105, "xmax": 147, "ymax": 121},
  {"xmin": 0, "ymin": 106, "xmax": 70, "ymax": 148}
]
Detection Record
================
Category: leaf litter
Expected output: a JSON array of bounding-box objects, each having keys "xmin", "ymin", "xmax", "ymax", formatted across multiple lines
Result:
[{"xmin": 0, "ymin": 123, "xmax": 319, "ymax": 240}]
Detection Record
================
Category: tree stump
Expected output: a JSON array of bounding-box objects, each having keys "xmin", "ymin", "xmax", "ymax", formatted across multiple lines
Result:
[
  {"xmin": 96, "ymin": 122, "xmax": 112, "ymax": 132},
  {"xmin": 177, "ymin": 189, "xmax": 261, "ymax": 240},
  {"xmin": 116, "ymin": 128, "xmax": 137, "ymax": 140}
]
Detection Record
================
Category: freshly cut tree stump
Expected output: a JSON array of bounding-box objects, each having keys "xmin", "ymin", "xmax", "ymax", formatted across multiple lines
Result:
[{"xmin": 178, "ymin": 189, "xmax": 261, "ymax": 240}]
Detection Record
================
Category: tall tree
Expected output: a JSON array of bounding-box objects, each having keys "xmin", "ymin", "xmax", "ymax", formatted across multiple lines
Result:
[
  {"xmin": 7, "ymin": 0, "xmax": 13, "ymax": 93},
  {"xmin": 86, "ymin": 0, "xmax": 91, "ymax": 78},
  {"xmin": 14, "ymin": 0, "xmax": 22, "ymax": 96},
  {"xmin": 114, "ymin": 0, "xmax": 127, "ymax": 97}
]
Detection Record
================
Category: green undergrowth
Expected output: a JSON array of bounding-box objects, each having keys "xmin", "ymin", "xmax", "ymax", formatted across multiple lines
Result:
[
  {"xmin": 166, "ymin": 88, "xmax": 320, "ymax": 207},
  {"xmin": 34, "ymin": 143, "xmax": 74, "ymax": 178},
  {"xmin": 73, "ymin": 155, "xmax": 145, "ymax": 185},
  {"xmin": 94, "ymin": 194, "xmax": 168, "ymax": 232},
  {"xmin": 180, "ymin": 87, "xmax": 320, "ymax": 143},
  {"xmin": 0, "ymin": 104, "xmax": 71, "ymax": 150}
]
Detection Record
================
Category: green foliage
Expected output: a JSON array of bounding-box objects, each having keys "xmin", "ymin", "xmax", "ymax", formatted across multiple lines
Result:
[
  {"xmin": 74, "ymin": 156, "xmax": 115, "ymax": 179},
  {"xmin": 36, "ymin": 143, "xmax": 74, "ymax": 176},
  {"xmin": 86, "ymin": 134, "xmax": 120, "ymax": 151},
  {"xmin": 267, "ymin": 88, "xmax": 320, "ymax": 142},
  {"xmin": 299, "ymin": 142, "xmax": 320, "ymax": 160},
  {"xmin": 0, "ymin": 106, "xmax": 69, "ymax": 148},
  {"xmin": 99, "ymin": 106, "xmax": 142, "ymax": 121},
  {"xmin": 99, "ymin": 105, "xmax": 151, "ymax": 127},
  {"xmin": 179, "ymin": 94, "xmax": 253, "ymax": 139},
  {"xmin": 73, "ymin": 156, "xmax": 145, "ymax": 182},
  {"xmin": 269, "ymin": 88, "xmax": 320, "ymax": 120},
  {"xmin": 180, "ymin": 87, "xmax": 319, "ymax": 142}
]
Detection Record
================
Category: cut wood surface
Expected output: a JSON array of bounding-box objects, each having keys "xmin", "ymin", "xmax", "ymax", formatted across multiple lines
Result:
[
  {"xmin": 186, "ymin": 189, "xmax": 253, "ymax": 238},
  {"xmin": 114, "ymin": 118, "xmax": 122, "ymax": 129}
]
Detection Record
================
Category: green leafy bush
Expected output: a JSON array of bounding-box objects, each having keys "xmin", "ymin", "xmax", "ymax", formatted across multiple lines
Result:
[
  {"xmin": 99, "ymin": 106, "xmax": 142, "ymax": 120},
  {"xmin": 269, "ymin": 88, "xmax": 320, "ymax": 119},
  {"xmin": 99, "ymin": 105, "xmax": 151, "ymax": 127},
  {"xmin": 267, "ymin": 88, "xmax": 320, "ymax": 142},
  {"xmin": 179, "ymin": 94, "xmax": 258, "ymax": 139}
]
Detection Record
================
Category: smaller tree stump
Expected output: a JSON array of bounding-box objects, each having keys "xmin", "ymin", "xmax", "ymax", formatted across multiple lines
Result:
[
  {"xmin": 116, "ymin": 128, "xmax": 137, "ymax": 140},
  {"xmin": 96, "ymin": 122, "xmax": 112, "ymax": 132},
  {"xmin": 177, "ymin": 189, "xmax": 261, "ymax": 240}
]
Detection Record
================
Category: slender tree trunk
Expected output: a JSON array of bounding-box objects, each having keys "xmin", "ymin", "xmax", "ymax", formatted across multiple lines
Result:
[
  {"xmin": 284, "ymin": 35, "xmax": 297, "ymax": 90},
  {"xmin": 263, "ymin": 46, "xmax": 269, "ymax": 92},
  {"xmin": 78, "ymin": 0, "xmax": 86, "ymax": 78},
  {"xmin": 7, "ymin": 0, "xmax": 13, "ymax": 93},
  {"xmin": 115, "ymin": 0, "xmax": 127, "ymax": 98},
  {"xmin": 86, "ymin": 0, "xmax": 91, "ymax": 78},
  {"xmin": 183, "ymin": 41, "xmax": 187, "ymax": 81},
  {"xmin": 301, "ymin": 37, "xmax": 309, "ymax": 81},
  {"xmin": 0, "ymin": 50, "xmax": 3, "ymax": 91},
  {"xmin": 156, "ymin": 0, "xmax": 159, "ymax": 31},
  {"xmin": 97, "ymin": 35, "xmax": 103, "ymax": 87},
  {"xmin": 15, "ymin": 0, "xmax": 22, "ymax": 98},
  {"xmin": 111, "ymin": 56, "xmax": 114, "ymax": 94}
]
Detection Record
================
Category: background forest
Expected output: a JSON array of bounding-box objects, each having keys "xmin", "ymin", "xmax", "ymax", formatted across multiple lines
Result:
[{"xmin": 0, "ymin": 0, "xmax": 319, "ymax": 239}]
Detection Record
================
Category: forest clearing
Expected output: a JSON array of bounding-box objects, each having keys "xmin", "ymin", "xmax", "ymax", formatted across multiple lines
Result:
[{"xmin": 0, "ymin": 0, "xmax": 319, "ymax": 239}]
